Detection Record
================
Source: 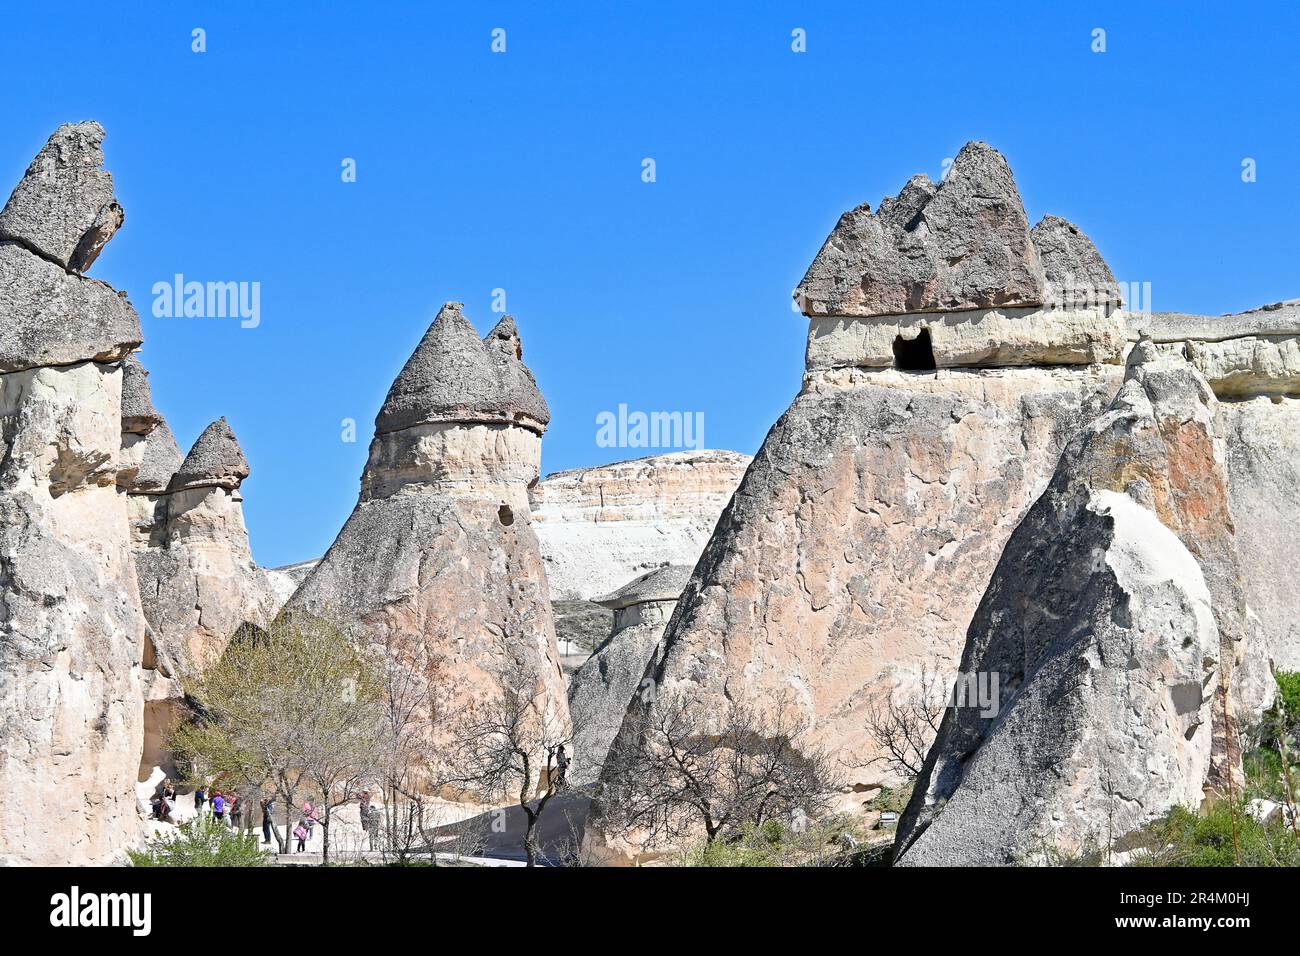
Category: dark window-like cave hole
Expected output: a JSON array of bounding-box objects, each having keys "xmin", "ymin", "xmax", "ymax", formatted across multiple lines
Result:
[
  {"xmin": 498, "ymin": 504, "xmax": 515, "ymax": 526},
  {"xmin": 893, "ymin": 328, "xmax": 937, "ymax": 371}
]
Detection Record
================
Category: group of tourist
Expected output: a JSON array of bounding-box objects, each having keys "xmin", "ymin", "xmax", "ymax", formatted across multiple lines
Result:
[
  {"xmin": 153, "ymin": 780, "xmax": 386, "ymax": 855},
  {"xmin": 192, "ymin": 784, "xmax": 248, "ymax": 828}
]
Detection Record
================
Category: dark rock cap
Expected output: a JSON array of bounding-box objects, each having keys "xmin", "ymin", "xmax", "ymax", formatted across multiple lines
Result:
[
  {"xmin": 375, "ymin": 302, "xmax": 549, "ymax": 435},
  {"xmin": 134, "ymin": 420, "xmax": 185, "ymax": 493},
  {"xmin": 0, "ymin": 122, "xmax": 124, "ymax": 273},
  {"xmin": 168, "ymin": 417, "xmax": 250, "ymax": 491},
  {"xmin": 121, "ymin": 355, "xmax": 164, "ymax": 435},
  {"xmin": 1030, "ymin": 215, "xmax": 1122, "ymax": 310},
  {"xmin": 796, "ymin": 141, "xmax": 1046, "ymax": 317},
  {"xmin": 484, "ymin": 315, "xmax": 550, "ymax": 428},
  {"xmin": 0, "ymin": 241, "xmax": 143, "ymax": 372},
  {"xmin": 595, "ymin": 564, "xmax": 694, "ymax": 609}
]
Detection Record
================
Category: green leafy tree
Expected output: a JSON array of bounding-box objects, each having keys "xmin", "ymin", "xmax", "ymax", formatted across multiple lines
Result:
[{"xmin": 171, "ymin": 613, "xmax": 387, "ymax": 864}]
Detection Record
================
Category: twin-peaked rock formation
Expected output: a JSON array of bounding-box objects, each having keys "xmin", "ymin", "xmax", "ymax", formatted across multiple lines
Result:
[
  {"xmin": 0, "ymin": 123, "xmax": 146, "ymax": 865},
  {"xmin": 287, "ymin": 303, "xmax": 569, "ymax": 785},
  {"xmin": 598, "ymin": 141, "xmax": 1297, "ymax": 863}
]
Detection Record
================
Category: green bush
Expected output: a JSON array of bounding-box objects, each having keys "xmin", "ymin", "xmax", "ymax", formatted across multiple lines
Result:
[
  {"xmin": 1244, "ymin": 746, "xmax": 1286, "ymax": 802},
  {"xmin": 1127, "ymin": 801, "xmax": 1299, "ymax": 867},
  {"xmin": 678, "ymin": 815, "xmax": 872, "ymax": 867},
  {"xmin": 128, "ymin": 813, "xmax": 269, "ymax": 867},
  {"xmin": 867, "ymin": 779, "xmax": 915, "ymax": 814},
  {"xmin": 1275, "ymin": 671, "xmax": 1300, "ymax": 722}
]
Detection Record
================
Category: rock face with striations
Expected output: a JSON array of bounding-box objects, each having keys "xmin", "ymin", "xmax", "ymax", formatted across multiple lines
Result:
[
  {"xmin": 894, "ymin": 345, "xmax": 1258, "ymax": 864},
  {"xmin": 0, "ymin": 124, "xmax": 145, "ymax": 865},
  {"xmin": 568, "ymin": 564, "xmax": 693, "ymax": 786},
  {"xmin": 530, "ymin": 450, "xmax": 751, "ymax": 601},
  {"xmin": 593, "ymin": 145, "xmax": 1133, "ymax": 835},
  {"xmin": 287, "ymin": 304, "xmax": 569, "ymax": 786}
]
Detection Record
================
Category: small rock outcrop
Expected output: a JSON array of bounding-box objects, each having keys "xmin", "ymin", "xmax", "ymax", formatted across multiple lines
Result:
[
  {"xmin": 568, "ymin": 564, "xmax": 693, "ymax": 786},
  {"xmin": 530, "ymin": 450, "xmax": 751, "ymax": 600},
  {"xmin": 0, "ymin": 124, "xmax": 145, "ymax": 865},
  {"xmin": 894, "ymin": 345, "xmax": 1258, "ymax": 864},
  {"xmin": 287, "ymin": 303, "xmax": 569, "ymax": 787}
]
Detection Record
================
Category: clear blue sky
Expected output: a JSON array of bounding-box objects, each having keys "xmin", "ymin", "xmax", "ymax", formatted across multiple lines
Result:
[{"xmin": 2, "ymin": 2, "xmax": 1296, "ymax": 567}]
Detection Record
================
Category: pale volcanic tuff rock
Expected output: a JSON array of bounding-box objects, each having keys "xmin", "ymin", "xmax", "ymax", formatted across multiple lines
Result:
[
  {"xmin": 530, "ymin": 450, "xmax": 751, "ymax": 601},
  {"xmin": 1130, "ymin": 298, "xmax": 1300, "ymax": 344},
  {"xmin": 118, "ymin": 366, "xmax": 285, "ymax": 777},
  {"xmin": 1126, "ymin": 301, "xmax": 1300, "ymax": 399},
  {"xmin": 895, "ymin": 347, "xmax": 1261, "ymax": 865},
  {"xmin": 1219, "ymin": 398, "xmax": 1300, "ymax": 672},
  {"xmin": 1121, "ymin": 300, "xmax": 1300, "ymax": 677},
  {"xmin": 568, "ymin": 565, "xmax": 693, "ymax": 786},
  {"xmin": 0, "ymin": 121, "xmax": 123, "ymax": 273},
  {"xmin": 287, "ymin": 304, "xmax": 569, "ymax": 785},
  {"xmin": 597, "ymin": 365, "xmax": 1125, "ymax": 808},
  {"xmin": 0, "ymin": 124, "xmax": 145, "ymax": 865}
]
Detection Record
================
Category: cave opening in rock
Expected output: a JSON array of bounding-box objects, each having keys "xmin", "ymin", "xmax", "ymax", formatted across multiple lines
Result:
[
  {"xmin": 498, "ymin": 504, "xmax": 515, "ymax": 526},
  {"xmin": 893, "ymin": 328, "xmax": 937, "ymax": 371}
]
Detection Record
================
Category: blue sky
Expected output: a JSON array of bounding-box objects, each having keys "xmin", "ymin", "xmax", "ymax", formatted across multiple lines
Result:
[{"xmin": 2, "ymin": 2, "xmax": 1296, "ymax": 567}]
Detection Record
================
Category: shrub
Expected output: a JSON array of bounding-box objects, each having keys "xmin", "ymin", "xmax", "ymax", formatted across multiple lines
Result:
[
  {"xmin": 678, "ymin": 815, "xmax": 871, "ymax": 867},
  {"xmin": 1127, "ymin": 801, "xmax": 1299, "ymax": 868},
  {"xmin": 128, "ymin": 813, "xmax": 269, "ymax": 867},
  {"xmin": 1275, "ymin": 671, "xmax": 1300, "ymax": 723}
]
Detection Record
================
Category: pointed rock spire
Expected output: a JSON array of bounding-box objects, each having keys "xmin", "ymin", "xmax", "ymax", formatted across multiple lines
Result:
[
  {"xmin": 169, "ymin": 417, "xmax": 250, "ymax": 491},
  {"xmin": 484, "ymin": 315, "xmax": 550, "ymax": 428},
  {"xmin": 0, "ymin": 121, "xmax": 123, "ymax": 273},
  {"xmin": 121, "ymin": 355, "xmax": 164, "ymax": 435},
  {"xmin": 134, "ymin": 419, "xmax": 185, "ymax": 493},
  {"xmin": 1031, "ymin": 215, "xmax": 1122, "ymax": 310},
  {"xmin": 796, "ymin": 141, "xmax": 1045, "ymax": 317}
]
